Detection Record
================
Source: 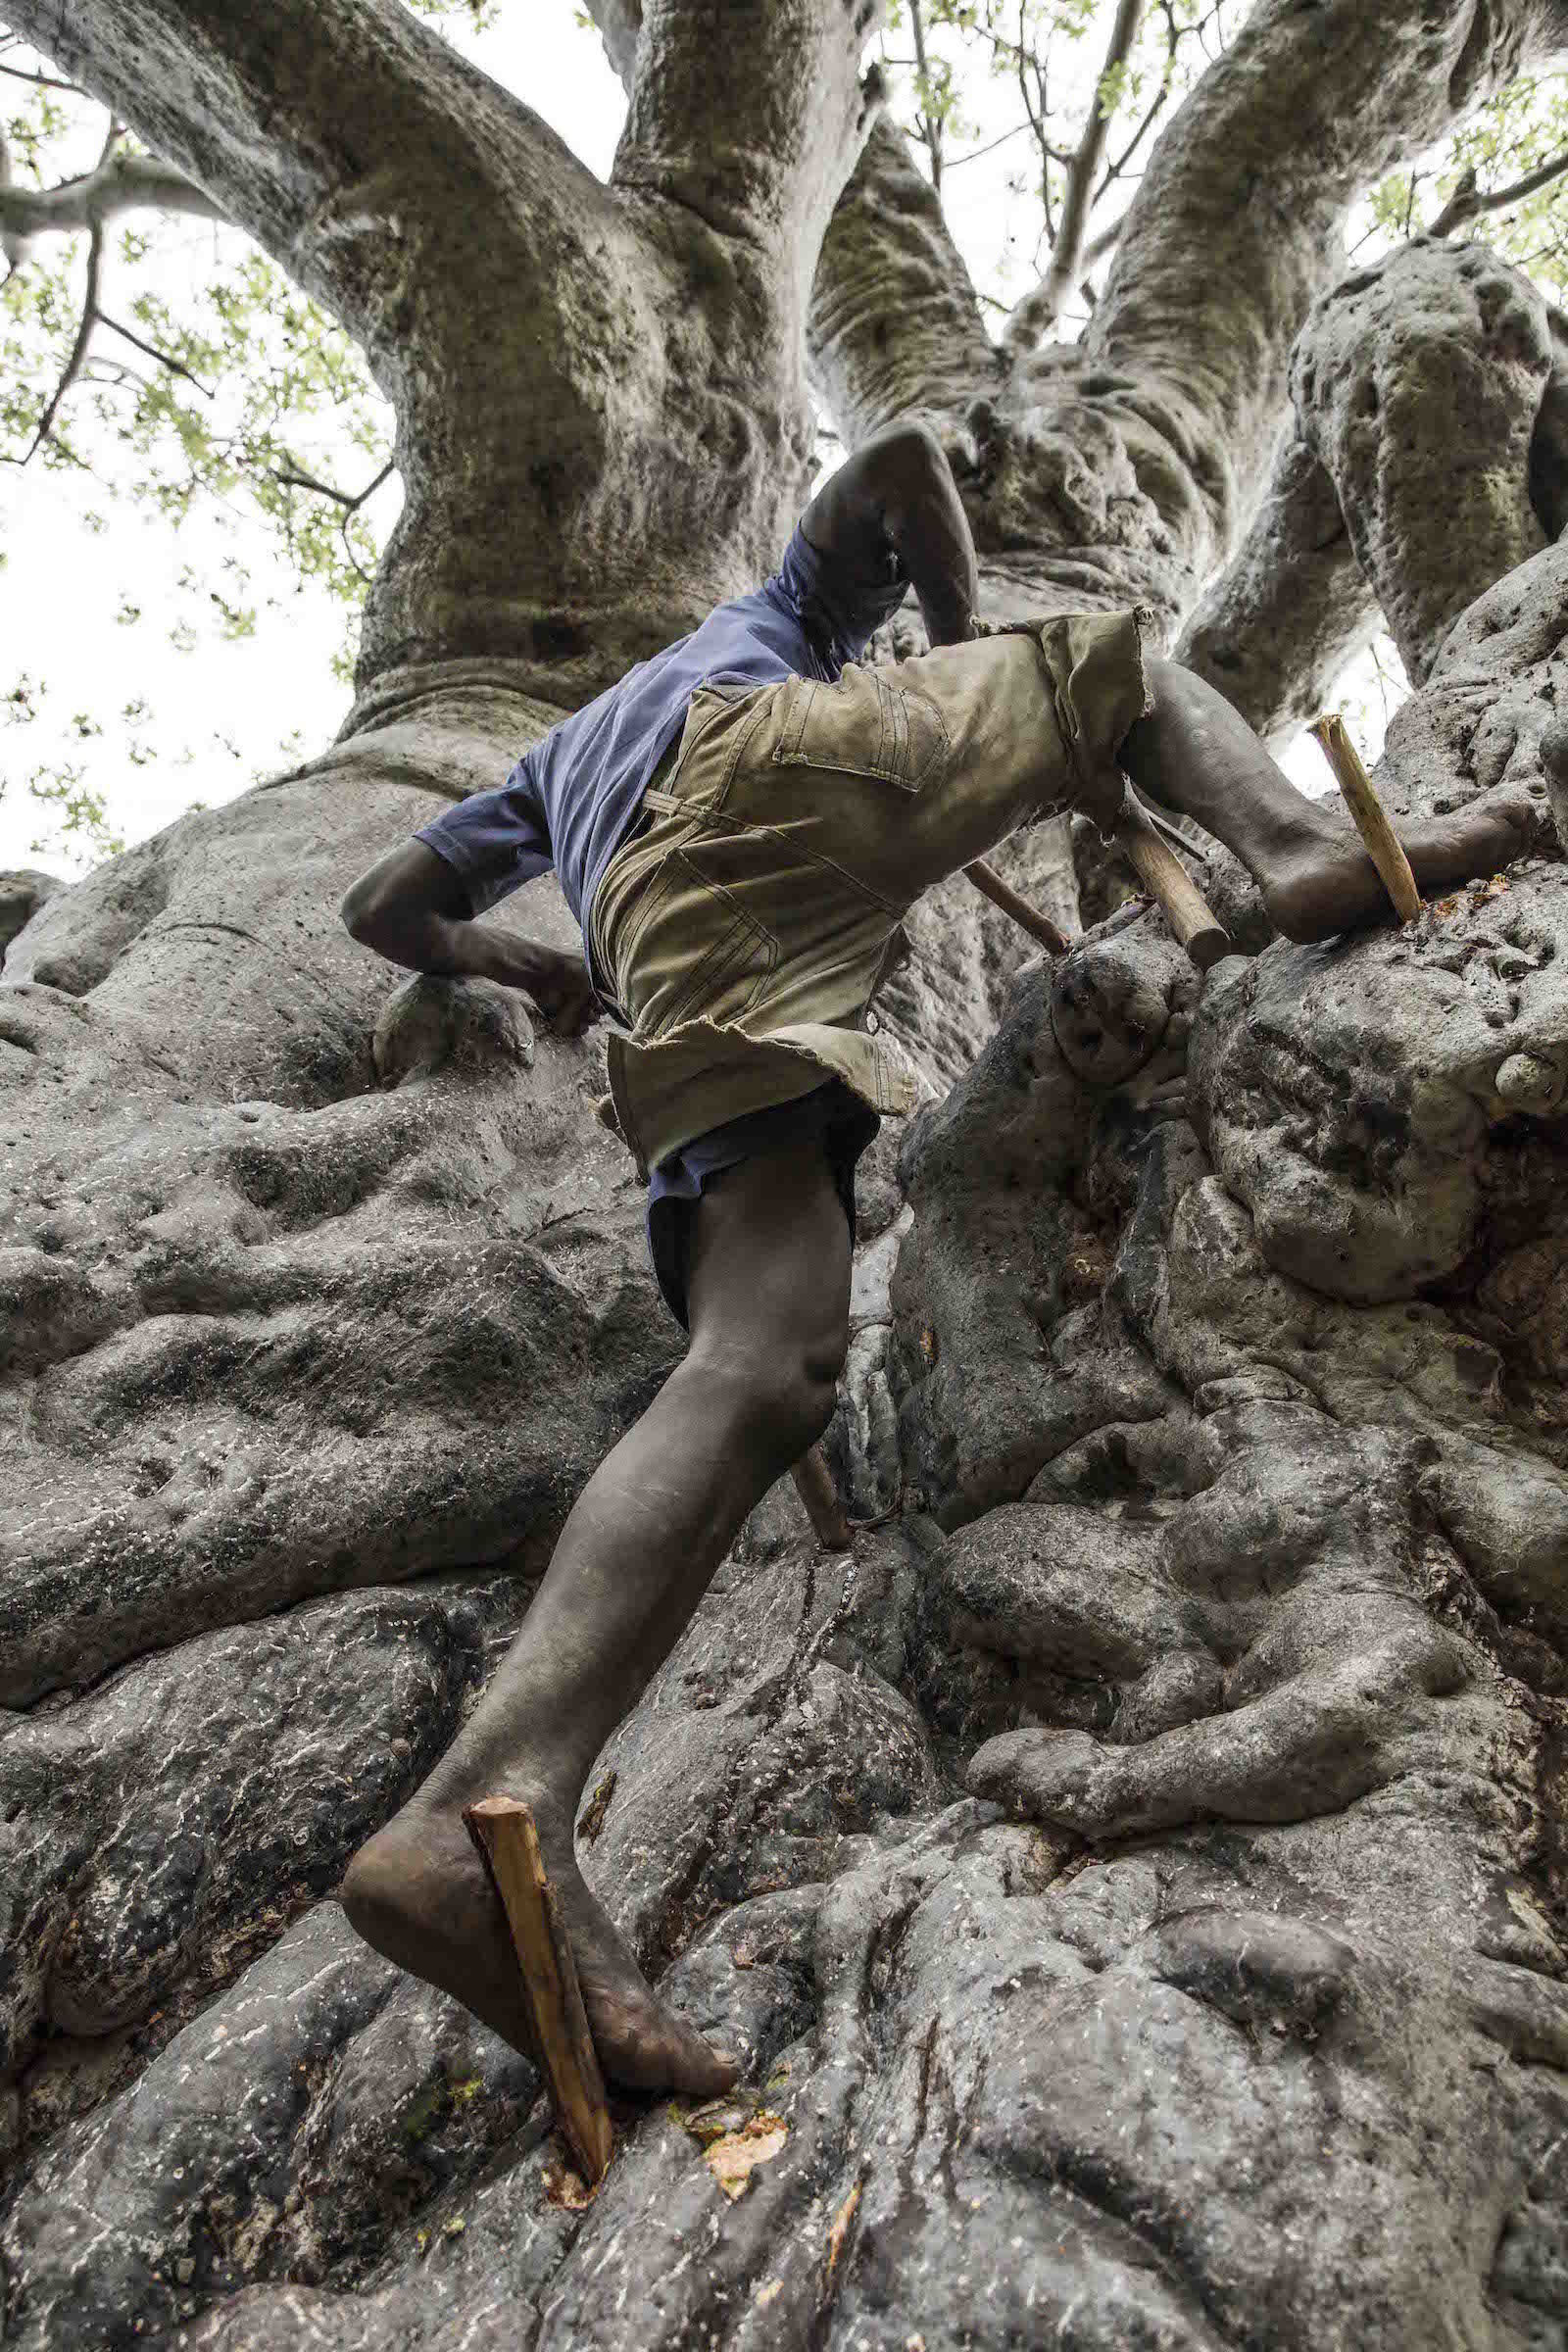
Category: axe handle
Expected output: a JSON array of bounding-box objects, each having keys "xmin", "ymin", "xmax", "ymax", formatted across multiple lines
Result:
[
  {"xmin": 963, "ymin": 859, "xmax": 1072, "ymax": 956},
  {"xmin": 1115, "ymin": 801, "xmax": 1231, "ymax": 971}
]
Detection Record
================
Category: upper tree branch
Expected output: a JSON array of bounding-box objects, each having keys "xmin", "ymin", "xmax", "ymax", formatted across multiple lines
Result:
[
  {"xmin": 808, "ymin": 114, "xmax": 998, "ymax": 447},
  {"xmin": 1174, "ymin": 435, "xmax": 1382, "ymax": 747},
  {"xmin": 907, "ymin": 0, "xmax": 945, "ymax": 191},
  {"xmin": 1004, "ymin": 0, "xmax": 1147, "ymax": 350},
  {"xmin": 612, "ymin": 0, "xmax": 881, "ymax": 295},
  {"xmin": 1428, "ymin": 143, "xmax": 1568, "ymax": 235},
  {"xmin": 19, "ymin": 217, "xmax": 103, "ymax": 460},
  {"xmin": 580, "ymin": 0, "xmax": 643, "ymax": 92},
  {"xmin": 1086, "ymin": 0, "xmax": 1568, "ymax": 581},
  {"xmin": 1, "ymin": 0, "xmax": 613, "ymax": 395},
  {"xmin": 1291, "ymin": 236, "xmax": 1552, "ymax": 683},
  {"xmin": 0, "ymin": 150, "xmax": 225, "ymax": 266}
]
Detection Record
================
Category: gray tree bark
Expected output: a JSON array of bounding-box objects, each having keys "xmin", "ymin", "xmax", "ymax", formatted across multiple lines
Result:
[{"xmin": 5, "ymin": 1, "xmax": 1568, "ymax": 2344}]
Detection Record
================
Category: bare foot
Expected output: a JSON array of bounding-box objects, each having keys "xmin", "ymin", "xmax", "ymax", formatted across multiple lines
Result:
[
  {"xmin": 341, "ymin": 1796, "xmax": 738, "ymax": 2098},
  {"xmin": 1260, "ymin": 785, "xmax": 1536, "ymax": 944}
]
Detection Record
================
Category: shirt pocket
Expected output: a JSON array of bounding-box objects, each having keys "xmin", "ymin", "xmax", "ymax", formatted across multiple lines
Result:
[{"xmin": 771, "ymin": 665, "xmax": 949, "ymax": 795}]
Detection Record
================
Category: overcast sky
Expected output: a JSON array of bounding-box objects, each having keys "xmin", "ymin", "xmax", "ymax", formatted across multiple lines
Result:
[{"xmin": 0, "ymin": 2, "xmax": 1354, "ymax": 877}]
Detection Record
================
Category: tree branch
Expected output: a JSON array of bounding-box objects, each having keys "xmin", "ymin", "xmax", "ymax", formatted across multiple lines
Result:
[
  {"xmin": 0, "ymin": 151, "xmax": 225, "ymax": 260},
  {"xmin": 0, "ymin": 0, "xmax": 612, "ymax": 384},
  {"xmin": 272, "ymin": 453, "xmax": 393, "ymax": 513},
  {"xmin": 1428, "ymin": 142, "xmax": 1568, "ymax": 236},
  {"xmin": 809, "ymin": 115, "xmax": 998, "ymax": 448},
  {"xmin": 0, "ymin": 107, "xmax": 20, "ymax": 275},
  {"xmin": 579, "ymin": 0, "xmax": 643, "ymax": 94},
  {"xmin": 97, "ymin": 309, "xmax": 214, "ymax": 394},
  {"xmin": 1096, "ymin": 0, "xmax": 1179, "ymax": 197},
  {"xmin": 21, "ymin": 217, "xmax": 104, "ymax": 462},
  {"xmin": 1174, "ymin": 434, "xmax": 1382, "ymax": 747},
  {"xmin": 612, "ymin": 0, "xmax": 878, "ymax": 279},
  {"xmin": 1004, "ymin": 0, "xmax": 1147, "ymax": 351},
  {"xmin": 1291, "ymin": 235, "xmax": 1552, "ymax": 684},
  {"xmin": 1084, "ymin": 0, "xmax": 1568, "ymax": 591},
  {"xmin": 0, "ymin": 56, "xmax": 84, "ymax": 90},
  {"xmin": 907, "ymin": 0, "xmax": 944, "ymax": 192}
]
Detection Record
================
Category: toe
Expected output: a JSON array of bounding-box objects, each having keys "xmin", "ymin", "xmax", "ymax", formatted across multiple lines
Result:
[
  {"xmin": 607, "ymin": 2014, "xmax": 740, "ymax": 2096},
  {"xmin": 673, "ymin": 2032, "xmax": 742, "ymax": 2097}
]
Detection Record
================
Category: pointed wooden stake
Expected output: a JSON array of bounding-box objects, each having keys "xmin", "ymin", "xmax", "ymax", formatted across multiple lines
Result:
[
  {"xmin": 790, "ymin": 1442, "xmax": 853, "ymax": 1551},
  {"xmin": 1309, "ymin": 711, "xmax": 1422, "ymax": 924},
  {"xmin": 463, "ymin": 1795, "xmax": 613, "ymax": 2185}
]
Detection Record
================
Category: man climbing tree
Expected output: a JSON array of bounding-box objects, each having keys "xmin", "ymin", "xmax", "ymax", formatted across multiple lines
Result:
[
  {"xmin": 9, "ymin": 2, "xmax": 1568, "ymax": 2342},
  {"xmin": 336, "ymin": 414, "xmax": 1530, "ymax": 2093}
]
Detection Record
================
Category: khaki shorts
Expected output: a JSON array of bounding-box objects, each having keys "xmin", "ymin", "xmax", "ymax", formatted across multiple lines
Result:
[{"xmin": 592, "ymin": 610, "xmax": 1151, "ymax": 1177}]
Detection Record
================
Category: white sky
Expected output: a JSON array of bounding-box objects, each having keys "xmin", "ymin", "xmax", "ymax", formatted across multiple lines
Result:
[{"xmin": 0, "ymin": 1, "xmax": 1355, "ymax": 875}]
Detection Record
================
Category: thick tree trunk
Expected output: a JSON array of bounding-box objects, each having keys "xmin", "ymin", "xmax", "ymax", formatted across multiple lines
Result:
[{"xmin": 5, "ymin": 2, "xmax": 1568, "ymax": 2344}]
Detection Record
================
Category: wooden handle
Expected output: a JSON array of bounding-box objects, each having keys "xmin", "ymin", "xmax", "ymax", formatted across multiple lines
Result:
[
  {"xmin": 1309, "ymin": 711, "xmax": 1421, "ymax": 924},
  {"xmin": 1115, "ymin": 801, "xmax": 1230, "ymax": 971},
  {"xmin": 790, "ymin": 1442, "xmax": 852, "ymax": 1551},
  {"xmin": 463, "ymin": 1796, "xmax": 613, "ymax": 2185},
  {"xmin": 963, "ymin": 859, "xmax": 1073, "ymax": 957}
]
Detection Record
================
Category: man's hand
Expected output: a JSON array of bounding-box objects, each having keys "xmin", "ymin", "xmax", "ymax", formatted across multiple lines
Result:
[
  {"xmin": 513, "ymin": 941, "xmax": 601, "ymax": 1037},
  {"xmin": 341, "ymin": 842, "xmax": 600, "ymax": 1036}
]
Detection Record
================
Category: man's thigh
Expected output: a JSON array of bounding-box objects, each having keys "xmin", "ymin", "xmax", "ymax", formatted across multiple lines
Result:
[{"xmin": 684, "ymin": 1139, "xmax": 852, "ymax": 1376}]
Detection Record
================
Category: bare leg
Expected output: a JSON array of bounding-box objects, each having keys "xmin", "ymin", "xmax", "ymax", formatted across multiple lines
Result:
[
  {"xmin": 1122, "ymin": 659, "xmax": 1535, "ymax": 942},
  {"xmin": 342, "ymin": 1138, "xmax": 853, "ymax": 2094}
]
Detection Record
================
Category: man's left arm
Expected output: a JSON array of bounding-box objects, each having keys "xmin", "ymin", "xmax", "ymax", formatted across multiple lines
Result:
[
  {"xmin": 340, "ymin": 842, "xmax": 600, "ymax": 1037},
  {"xmin": 800, "ymin": 420, "xmax": 979, "ymax": 650}
]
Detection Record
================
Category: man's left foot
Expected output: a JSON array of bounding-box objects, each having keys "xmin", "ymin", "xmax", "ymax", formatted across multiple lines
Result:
[
  {"xmin": 1259, "ymin": 784, "xmax": 1535, "ymax": 944},
  {"xmin": 340, "ymin": 1793, "xmax": 739, "ymax": 2099}
]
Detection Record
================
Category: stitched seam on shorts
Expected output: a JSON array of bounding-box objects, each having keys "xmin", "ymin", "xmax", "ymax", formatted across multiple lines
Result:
[
  {"xmin": 745, "ymin": 934, "xmax": 894, "ymax": 1029},
  {"xmin": 681, "ymin": 809, "xmax": 906, "ymax": 918},
  {"xmin": 769, "ymin": 674, "xmax": 950, "ymax": 793},
  {"xmin": 645, "ymin": 849, "xmax": 780, "ymax": 1034},
  {"xmin": 708, "ymin": 686, "xmax": 784, "ymax": 813}
]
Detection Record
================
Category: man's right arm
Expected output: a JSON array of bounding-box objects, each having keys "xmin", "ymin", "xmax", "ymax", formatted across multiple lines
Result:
[
  {"xmin": 340, "ymin": 843, "xmax": 599, "ymax": 1035},
  {"xmin": 800, "ymin": 420, "xmax": 978, "ymax": 650}
]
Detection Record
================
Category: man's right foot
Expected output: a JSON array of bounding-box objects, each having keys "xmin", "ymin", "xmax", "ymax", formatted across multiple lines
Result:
[
  {"xmin": 340, "ymin": 1797, "xmax": 739, "ymax": 2098},
  {"xmin": 1258, "ymin": 783, "xmax": 1535, "ymax": 944}
]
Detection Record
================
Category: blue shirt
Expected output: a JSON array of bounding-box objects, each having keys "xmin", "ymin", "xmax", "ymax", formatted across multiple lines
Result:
[{"xmin": 414, "ymin": 524, "xmax": 908, "ymax": 975}]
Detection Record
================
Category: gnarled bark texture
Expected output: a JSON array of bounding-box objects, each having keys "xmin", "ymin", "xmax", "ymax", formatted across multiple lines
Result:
[{"xmin": 5, "ymin": 1, "xmax": 1568, "ymax": 2344}]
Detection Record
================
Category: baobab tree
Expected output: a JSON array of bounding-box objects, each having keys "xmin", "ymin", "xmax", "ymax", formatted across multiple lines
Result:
[{"xmin": 4, "ymin": 2, "xmax": 1568, "ymax": 2345}]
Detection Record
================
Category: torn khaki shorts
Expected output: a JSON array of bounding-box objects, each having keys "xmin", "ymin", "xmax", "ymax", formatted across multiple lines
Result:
[{"xmin": 592, "ymin": 610, "xmax": 1152, "ymax": 1178}]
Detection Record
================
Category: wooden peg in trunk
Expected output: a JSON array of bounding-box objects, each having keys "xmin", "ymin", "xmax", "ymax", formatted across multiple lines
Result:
[{"xmin": 463, "ymin": 1795, "xmax": 613, "ymax": 2186}]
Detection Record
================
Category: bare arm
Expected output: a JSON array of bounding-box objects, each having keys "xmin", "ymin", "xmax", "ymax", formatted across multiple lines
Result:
[
  {"xmin": 340, "ymin": 843, "xmax": 599, "ymax": 1037},
  {"xmin": 801, "ymin": 420, "xmax": 978, "ymax": 649}
]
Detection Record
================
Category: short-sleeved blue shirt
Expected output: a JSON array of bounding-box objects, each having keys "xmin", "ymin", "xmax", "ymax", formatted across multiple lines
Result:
[{"xmin": 414, "ymin": 523, "xmax": 908, "ymax": 981}]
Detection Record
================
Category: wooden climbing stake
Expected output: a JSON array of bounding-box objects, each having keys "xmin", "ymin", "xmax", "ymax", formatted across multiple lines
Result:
[
  {"xmin": 463, "ymin": 1795, "xmax": 613, "ymax": 2185},
  {"xmin": 1309, "ymin": 711, "xmax": 1422, "ymax": 924},
  {"xmin": 1115, "ymin": 797, "xmax": 1231, "ymax": 971}
]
